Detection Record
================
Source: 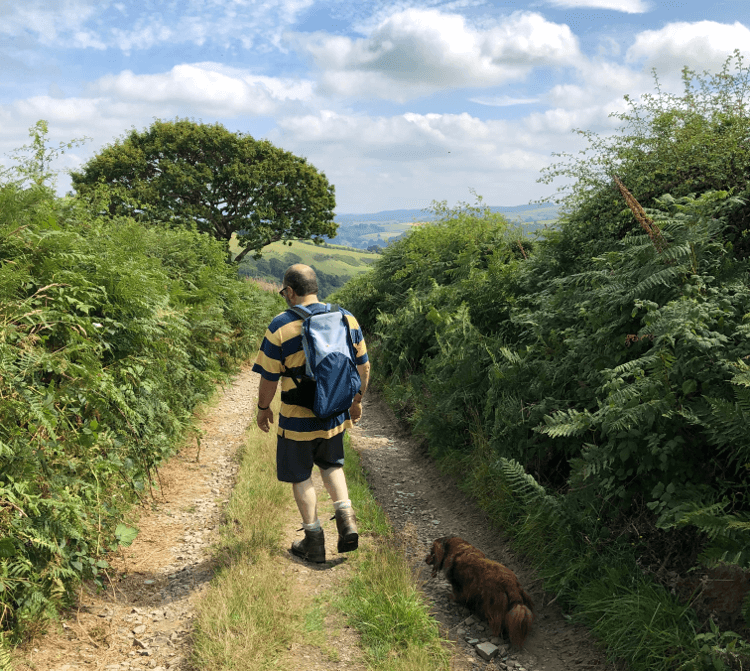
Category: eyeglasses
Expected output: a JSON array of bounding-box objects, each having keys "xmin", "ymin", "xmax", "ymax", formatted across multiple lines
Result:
[{"xmin": 279, "ymin": 287, "xmax": 288, "ymax": 297}]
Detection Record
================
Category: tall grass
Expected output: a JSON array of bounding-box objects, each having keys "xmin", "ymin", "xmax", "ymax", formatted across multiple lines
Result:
[
  {"xmin": 577, "ymin": 567, "xmax": 698, "ymax": 670},
  {"xmin": 338, "ymin": 537, "xmax": 450, "ymax": 671}
]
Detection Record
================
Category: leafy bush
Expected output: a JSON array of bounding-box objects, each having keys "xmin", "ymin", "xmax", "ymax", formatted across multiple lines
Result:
[
  {"xmin": 0, "ymin": 182, "xmax": 280, "ymax": 638},
  {"xmin": 539, "ymin": 50, "xmax": 750, "ymax": 260},
  {"xmin": 333, "ymin": 55, "xmax": 750, "ymax": 667}
]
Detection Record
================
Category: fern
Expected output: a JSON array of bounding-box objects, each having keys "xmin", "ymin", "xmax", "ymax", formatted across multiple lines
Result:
[
  {"xmin": 0, "ymin": 633, "xmax": 12, "ymax": 671},
  {"xmin": 536, "ymin": 408, "xmax": 592, "ymax": 438},
  {"xmin": 0, "ymin": 178, "xmax": 283, "ymax": 639},
  {"xmin": 625, "ymin": 266, "xmax": 683, "ymax": 298},
  {"xmin": 495, "ymin": 457, "xmax": 561, "ymax": 515},
  {"xmin": 672, "ymin": 500, "xmax": 750, "ymax": 567}
]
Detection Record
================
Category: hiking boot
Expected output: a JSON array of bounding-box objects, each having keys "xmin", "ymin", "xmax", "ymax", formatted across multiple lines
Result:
[
  {"xmin": 291, "ymin": 527, "xmax": 326, "ymax": 563},
  {"xmin": 333, "ymin": 507, "xmax": 359, "ymax": 553}
]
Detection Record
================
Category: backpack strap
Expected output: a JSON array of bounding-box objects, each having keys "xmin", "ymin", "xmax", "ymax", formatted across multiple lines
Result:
[
  {"xmin": 281, "ymin": 305, "xmax": 311, "ymax": 381},
  {"xmin": 289, "ymin": 305, "xmax": 311, "ymax": 321}
]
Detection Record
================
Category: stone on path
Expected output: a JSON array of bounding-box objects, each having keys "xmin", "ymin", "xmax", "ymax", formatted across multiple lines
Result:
[{"xmin": 476, "ymin": 641, "xmax": 500, "ymax": 661}]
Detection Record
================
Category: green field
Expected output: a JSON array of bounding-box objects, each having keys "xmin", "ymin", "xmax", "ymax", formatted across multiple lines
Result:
[
  {"xmin": 355, "ymin": 220, "xmax": 426, "ymax": 242},
  {"xmin": 231, "ymin": 238, "xmax": 378, "ymax": 297}
]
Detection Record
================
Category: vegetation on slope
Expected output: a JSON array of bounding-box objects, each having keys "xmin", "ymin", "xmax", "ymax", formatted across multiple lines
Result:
[
  {"xmin": 0, "ymin": 162, "xmax": 279, "ymax": 652},
  {"xmin": 332, "ymin": 54, "xmax": 750, "ymax": 670}
]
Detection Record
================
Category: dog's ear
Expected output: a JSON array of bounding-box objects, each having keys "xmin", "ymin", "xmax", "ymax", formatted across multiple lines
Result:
[
  {"xmin": 440, "ymin": 536, "xmax": 464, "ymax": 575},
  {"xmin": 425, "ymin": 544, "xmax": 437, "ymax": 567},
  {"xmin": 427, "ymin": 538, "xmax": 448, "ymax": 576}
]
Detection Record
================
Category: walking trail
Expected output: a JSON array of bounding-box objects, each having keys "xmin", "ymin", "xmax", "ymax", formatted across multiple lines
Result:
[{"xmin": 13, "ymin": 364, "xmax": 613, "ymax": 671}]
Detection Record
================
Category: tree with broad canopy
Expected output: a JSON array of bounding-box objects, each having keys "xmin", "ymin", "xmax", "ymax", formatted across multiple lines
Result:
[{"xmin": 71, "ymin": 119, "xmax": 337, "ymax": 263}]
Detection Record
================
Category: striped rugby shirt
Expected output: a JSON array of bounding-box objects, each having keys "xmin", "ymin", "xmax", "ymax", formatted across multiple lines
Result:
[{"xmin": 252, "ymin": 303, "xmax": 369, "ymax": 441}]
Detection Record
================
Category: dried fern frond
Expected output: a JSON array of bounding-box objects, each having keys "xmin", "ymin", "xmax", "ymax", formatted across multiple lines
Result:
[{"xmin": 613, "ymin": 175, "xmax": 668, "ymax": 253}]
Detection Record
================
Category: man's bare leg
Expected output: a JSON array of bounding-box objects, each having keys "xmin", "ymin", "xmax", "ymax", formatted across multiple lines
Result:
[
  {"xmin": 320, "ymin": 465, "xmax": 349, "ymax": 504},
  {"xmin": 292, "ymin": 478, "xmax": 318, "ymax": 525}
]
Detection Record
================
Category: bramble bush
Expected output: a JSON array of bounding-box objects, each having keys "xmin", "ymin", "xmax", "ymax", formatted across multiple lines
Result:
[
  {"xmin": 0, "ymin": 175, "xmax": 280, "ymax": 642},
  {"xmin": 333, "ymin": 53, "xmax": 750, "ymax": 669}
]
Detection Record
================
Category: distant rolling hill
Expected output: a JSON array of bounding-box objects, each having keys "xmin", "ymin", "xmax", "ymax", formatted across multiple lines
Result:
[
  {"xmin": 232, "ymin": 239, "xmax": 377, "ymax": 299},
  {"xmin": 329, "ymin": 203, "xmax": 558, "ymax": 248},
  {"xmin": 334, "ymin": 203, "xmax": 558, "ymax": 224}
]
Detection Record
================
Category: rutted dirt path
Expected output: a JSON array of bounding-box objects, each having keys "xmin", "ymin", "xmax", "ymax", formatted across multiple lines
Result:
[
  {"xmin": 350, "ymin": 391, "xmax": 614, "ymax": 671},
  {"xmin": 12, "ymin": 365, "xmax": 613, "ymax": 671}
]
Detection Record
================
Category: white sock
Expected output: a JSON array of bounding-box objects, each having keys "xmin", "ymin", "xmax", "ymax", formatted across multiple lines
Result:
[
  {"xmin": 333, "ymin": 499, "xmax": 352, "ymax": 511},
  {"xmin": 302, "ymin": 519, "xmax": 321, "ymax": 531}
]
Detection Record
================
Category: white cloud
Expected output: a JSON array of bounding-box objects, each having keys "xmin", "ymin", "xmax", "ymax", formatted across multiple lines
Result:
[
  {"xmin": 0, "ymin": 0, "xmax": 316, "ymax": 52},
  {"xmin": 544, "ymin": 0, "xmax": 650, "ymax": 12},
  {"xmin": 470, "ymin": 96, "xmax": 540, "ymax": 107},
  {"xmin": 90, "ymin": 63, "xmax": 315, "ymax": 116},
  {"xmin": 0, "ymin": 0, "xmax": 106, "ymax": 48},
  {"xmin": 552, "ymin": 59, "xmax": 647, "ymax": 109},
  {"xmin": 0, "ymin": 63, "xmax": 320, "ymax": 194},
  {"xmin": 109, "ymin": 0, "xmax": 316, "ymax": 52},
  {"xmin": 268, "ymin": 109, "xmax": 584, "ymax": 211},
  {"xmin": 273, "ymin": 110, "xmax": 550, "ymax": 174},
  {"xmin": 294, "ymin": 9, "xmax": 582, "ymax": 101},
  {"xmin": 627, "ymin": 21, "xmax": 750, "ymax": 74}
]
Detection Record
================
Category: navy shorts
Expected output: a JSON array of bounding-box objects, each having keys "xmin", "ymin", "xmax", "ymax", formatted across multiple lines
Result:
[{"xmin": 276, "ymin": 432, "xmax": 345, "ymax": 483}]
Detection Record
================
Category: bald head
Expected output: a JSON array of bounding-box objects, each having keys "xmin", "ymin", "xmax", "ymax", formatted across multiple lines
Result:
[{"xmin": 284, "ymin": 264, "xmax": 318, "ymax": 296}]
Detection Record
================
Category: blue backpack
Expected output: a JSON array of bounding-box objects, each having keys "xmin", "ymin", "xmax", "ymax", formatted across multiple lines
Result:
[{"xmin": 282, "ymin": 304, "xmax": 361, "ymax": 420}]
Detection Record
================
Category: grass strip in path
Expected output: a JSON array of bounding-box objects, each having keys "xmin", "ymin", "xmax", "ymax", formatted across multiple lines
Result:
[
  {"xmin": 192, "ymin": 397, "xmax": 450, "ymax": 670},
  {"xmin": 341, "ymin": 442, "xmax": 451, "ymax": 671},
  {"xmin": 191, "ymin": 398, "xmax": 296, "ymax": 670}
]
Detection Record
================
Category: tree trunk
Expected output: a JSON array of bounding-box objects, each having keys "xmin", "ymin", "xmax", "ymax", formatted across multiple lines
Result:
[{"xmin": 233, "ymin": 245, "xmax": 255, "ymax": 264}]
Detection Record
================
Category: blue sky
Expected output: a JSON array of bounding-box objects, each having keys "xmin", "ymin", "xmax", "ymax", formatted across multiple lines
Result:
[{"xmin": 1, "ymin": 0, "xmax": 749, "ymax": 213}]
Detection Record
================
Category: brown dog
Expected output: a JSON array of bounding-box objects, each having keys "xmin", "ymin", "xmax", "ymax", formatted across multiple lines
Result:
[{"xmin": 425, "ymin": 535, "xmax": 534, "ymax": 648}]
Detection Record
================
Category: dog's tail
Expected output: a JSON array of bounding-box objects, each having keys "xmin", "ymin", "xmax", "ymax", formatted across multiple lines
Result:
[{"xmin": 507, "ymin": 603, "xmax": 534, "ymax": 648}]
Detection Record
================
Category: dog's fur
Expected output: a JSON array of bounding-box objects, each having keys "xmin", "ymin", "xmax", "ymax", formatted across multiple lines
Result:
[{"xmin": 425, "ymin": 535, "xmax": 534, "ymax": 648}]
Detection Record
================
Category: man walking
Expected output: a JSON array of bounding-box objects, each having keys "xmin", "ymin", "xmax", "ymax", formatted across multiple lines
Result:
[{"xmin": 253, "ymin": 264, "xmax": 370, "ymax": 563}]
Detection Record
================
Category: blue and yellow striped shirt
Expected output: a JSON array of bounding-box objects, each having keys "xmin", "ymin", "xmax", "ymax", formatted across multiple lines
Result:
[{"xmin": 252, "ymin": 304, "xmax": 369, "ymax": 441}]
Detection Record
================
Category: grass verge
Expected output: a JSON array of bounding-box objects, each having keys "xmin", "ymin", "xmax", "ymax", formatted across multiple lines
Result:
[
  {"xmin": 192, "ymin": 405, "xmax": 450, "ymax": 670},
  {"xmin": 342, "ymin": 442, "xmax": 451, "ymax": 671}
]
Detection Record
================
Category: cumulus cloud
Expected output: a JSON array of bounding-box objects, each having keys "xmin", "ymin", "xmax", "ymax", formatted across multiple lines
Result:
[
  {"xmin": 627, "ymin": 21, "xmax": 750, "ymax": 74},
  {"xmin": 293, "ymin": 9, "xmax": 582, "ymax": 101},
  {"xmin": 275, "ymin": 109, "xmax": 558, "ymax": 172},
  {"xmin": 543, "ymin": 0, "xmax": 650, "ymax": 12},
  {"xmin": 470, "ymin": 96, "xmax": 540, "ymax": 107},
  {"xmin": 90, "ymin": 63, "xmax": 315, "ymax": 116},
  {"xmin": 551, "ymin": 59, "xmax": 647, "ymax": 109},
  {"xmin": 0, "ymin": 63, "xmax": 319, "ymax": 194}
]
